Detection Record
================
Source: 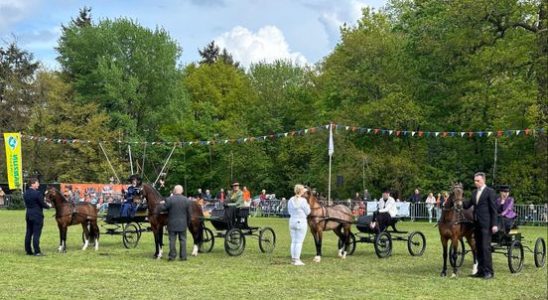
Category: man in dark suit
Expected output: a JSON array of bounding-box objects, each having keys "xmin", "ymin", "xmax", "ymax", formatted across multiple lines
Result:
[
  {"xmin": 24, "ymin": 178, "xmax": 50, "ymax": 256},
  {"xmin": 463, "ymin": 172, "xmax": 498, "ymax": 279},
  {"xmin": 163, "ymin": 185, "xmax": 191, "ymax": 261}
]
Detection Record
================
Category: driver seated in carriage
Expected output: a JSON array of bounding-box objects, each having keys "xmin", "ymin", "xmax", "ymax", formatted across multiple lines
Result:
[
  {"xmin": 496, "ymin": 185, "xmax": 517, "ymax": 235},
  {"xmin": 120, "ymin": 174, "xmax": 142, "ymax": 218},
  {"xmin": 370, "ymin": 189, "xmax": 398, "ymax": 232},
  {"xmin": 225, "ymin": 182, "xmax": 245, "ymax": 227}
]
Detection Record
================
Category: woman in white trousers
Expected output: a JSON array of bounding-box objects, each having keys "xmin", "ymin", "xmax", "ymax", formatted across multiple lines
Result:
[{"xmin": 288, "ymin": 184, "xmax": 311, "ymax": 266}]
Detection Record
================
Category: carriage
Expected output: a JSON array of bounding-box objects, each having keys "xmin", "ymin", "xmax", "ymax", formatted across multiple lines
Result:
[
  {"xmin": 452, "ymin": 228, "xmax": 546, "ymax": 273},
  {"xmin": 88, "ymin": 202, "xmax": 150, "ymax": 249},
  {"xmin": 199, "ymin": 206, "xmax": 276, "ymax": 256},
  {"xmin": 338, "ymin": 215, "xmax": 426, "ymax": 258}
]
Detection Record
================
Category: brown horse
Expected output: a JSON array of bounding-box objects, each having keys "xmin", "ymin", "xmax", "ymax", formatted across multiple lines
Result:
[
  {"xmin": 438, "ymin": 183, "xmax": 477, "ymax": 277},
  {"xmin": 304, "ymin": 189, "xmax": 353, "ymax": 263},
  {"xmin": 45, "ymin": 187, "xmax": 99, "ymax": 252},
  {"xmin": 138, "ymin": 183, "xmax": 204, "ymax": 259}
]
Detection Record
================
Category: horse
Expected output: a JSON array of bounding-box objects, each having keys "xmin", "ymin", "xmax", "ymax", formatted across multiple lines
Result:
[
  {"xmin": 304, "ymin": 189, "xmax": 353, "ymax": 263},
  {"xmin": 137, "ymin": 183, "xmax": 204, "ymax": 259},
  {"xmin": 45, "ymin": 186, "xmax": 99, "ymax": 252},
  {"xmin": 438, "ymin": 183, "xmax": 477, "ymax": 277}
]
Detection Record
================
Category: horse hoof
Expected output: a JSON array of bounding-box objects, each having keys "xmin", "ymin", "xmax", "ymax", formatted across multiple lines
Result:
[
  {"xmin": 313, "ymin": 256, "xmax": 321, "ymax": 263},
  {"xmin": 440, "ymin": 272, "xmax": 446, "ymax": 277},
  {"xmin": 451, "ymin": 273, "xmax": 457, "ymax": 278}
]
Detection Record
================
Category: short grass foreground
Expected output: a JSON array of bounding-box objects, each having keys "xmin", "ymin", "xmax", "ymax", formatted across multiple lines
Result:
[{"xmin": 0, "ymin": 210, "xmax": 546, "ymax": 299}]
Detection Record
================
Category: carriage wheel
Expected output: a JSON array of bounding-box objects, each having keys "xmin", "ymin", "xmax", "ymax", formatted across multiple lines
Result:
[
  {"xmin": 407, "ymin": 231, "xmax": 426, "ymax": 256},
  {"xmin": 337, "ymin": 232, "xmax": 356, "ymax": 255},
  {"xmin": 122, "ymin": 222, "xmax": 141, "ymax": 249},
  {"xmin": 200, "ymin": 227, "xmax": 215, "ymax": 253},
  {"xmin": 224, "ymin": 228, "xmax": 246, "ymax": 256},
  {"xmin": 534, "ymin": 237, "xmax": 546, "ymax": 268},
  {"xmin": 374, "ymin": 231, "xmax": 392, "ymax": 258},
  {"xmin": 449, "ymin": 238, "xmax": 465, "ymax": 268},
  {"xmin": 259, "ymin": 227, "xmax": 276, "ymax": 253},
  {"xmin": 508, "ymin": 240, "xmax": 524, "ymax": 273}
]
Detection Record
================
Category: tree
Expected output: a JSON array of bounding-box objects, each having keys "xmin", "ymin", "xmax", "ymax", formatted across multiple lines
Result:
[
  {"xmin": 0, "ymin": 42, "xmax": 40, "ymax": 131},
  {"xmin": 198, "ymin": 41, "xmax": 220, "ymax": 65},
  {"xmin": 57, "ymin": 13, "xmax": 184, "ymax": 139}
]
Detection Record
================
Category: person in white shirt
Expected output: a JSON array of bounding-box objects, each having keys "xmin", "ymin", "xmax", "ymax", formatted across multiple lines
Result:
[
  {"xmin": 370, "ymin": 189, "xmax": 397, "ymax": 231},
  {"xmin": 425, "ymin": 192, "xmax": 437, "ymax": 223},
  {"xmin": 288, "ymin": 184, "xmax": 311, "ymax": 266}
]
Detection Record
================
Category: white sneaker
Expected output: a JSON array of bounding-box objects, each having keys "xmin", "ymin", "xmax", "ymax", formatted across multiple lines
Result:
[{"xmin": 293, "ymin": 260, "xmax": 305, "ymax": 266}]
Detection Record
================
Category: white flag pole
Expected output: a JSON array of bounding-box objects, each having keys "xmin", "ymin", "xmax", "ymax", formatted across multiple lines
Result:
[{"xmin": 328, "ymin": 123, "xmax": 334, "ymax": 205}]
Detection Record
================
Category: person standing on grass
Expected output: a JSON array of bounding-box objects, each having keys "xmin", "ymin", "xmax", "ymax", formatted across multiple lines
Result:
[
  {"xmin": 463, "ymin": 172, "xmax": 498, "ymax": 279},
  {"xmin": 425, "ymin": 192, "xmax": 436, "ymax": 223},
  {"xmin": 288, "ymin": 184, "xmax": 310, "ymax": 266},
  {"xmin": 24, "ymin": 178, "xmax": 50, "ymax": 256},
  {"xmin": 162, "ymin": 185, "xmax": 192, "ymax": 261}
]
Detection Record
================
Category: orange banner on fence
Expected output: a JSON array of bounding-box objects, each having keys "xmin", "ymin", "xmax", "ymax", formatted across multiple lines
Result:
[{"xmin": 60, "ymin": 183, "xmax": 126, "ymax": 198}]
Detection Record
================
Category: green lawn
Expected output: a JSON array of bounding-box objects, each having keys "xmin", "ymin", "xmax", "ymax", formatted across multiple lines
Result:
[{"xmin": 0, "ymin": 210, "xmax": 546, "ymax": 300}]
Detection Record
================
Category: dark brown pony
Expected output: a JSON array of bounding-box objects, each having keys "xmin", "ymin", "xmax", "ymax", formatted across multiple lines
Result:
[
  {"xmin": 438, "ymin": 183, "xmax": 477, "ymax": 277},
  {"xmin": 138, "ymin": 183, "xmax": 204, "ymax": 259},
  {"xmin": 45, "ymin": 187, "xmax": 99, "ymax": 252},
  {"xmin": 304, "ymin": 189, "xmax": 353, "ymax": 262}
]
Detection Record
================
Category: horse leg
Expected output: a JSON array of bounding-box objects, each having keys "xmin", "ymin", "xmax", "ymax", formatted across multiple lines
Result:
[
  {"xmin": 466, "ymin": 231, "xmax": 478, "ymax": 275},
  {"xmin": 440, "ymin": 237, "xmax": 448, "ymax": 277},
  {"xmin": 82, "ymin": 221, "xmax": 90, "ymax": 250},
  {"xmin": 92, "ymin": 220, "xmax": 100, "ymax": 251},
  {"xmin": 58, "ymin": 223, "xmax": 65, "ymax": 252},
  {"xmin": 157, "ymin": 226, "xmax": 164, "ymax": 259},
  {"xmin": 313, "ymin": 230, "xmax": 323, "ymax": 263},
  {"xmin": 334, "ymin": 225, "xmax": 348, "ymax": 259},
  {"xmin": 191, "ymin": 221, "xmax": 202, "ymax": 257},
  {"xmin": 450, "ymin": 236, "xmax": 460, "ymax": 277}
]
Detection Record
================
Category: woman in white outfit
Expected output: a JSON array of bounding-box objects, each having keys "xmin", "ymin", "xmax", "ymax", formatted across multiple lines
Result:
[
  {"xmin": 288, "ymin": 184, "xmax": 311, "ymax": 266},
  {"xmin": 425, "ymin": 192, "xmax": 436, "ymax": 223}
]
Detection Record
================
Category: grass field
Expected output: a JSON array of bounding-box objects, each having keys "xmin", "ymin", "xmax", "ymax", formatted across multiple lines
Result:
[{"xmin": 0, "ymin": 210, "xmax": 546, "ymax": 300}]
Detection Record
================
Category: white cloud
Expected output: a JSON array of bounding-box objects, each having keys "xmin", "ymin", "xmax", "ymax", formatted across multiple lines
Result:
[
  {"xmin": 215, "ymin": 25, "xmax": 308, "ymax": 68},
  {"xmin": 0, "ymin": 0, "xmax": 38, "ymax": 33}
]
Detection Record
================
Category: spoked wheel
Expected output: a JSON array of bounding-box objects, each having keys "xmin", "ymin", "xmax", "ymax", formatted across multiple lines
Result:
[
  {"xmin": 122, "ymin": 222, "xmax": 141, "ymax": 249},
  {"xmin": 534, "ymin": 237, "xmax": 546, "ymax": 268},
  {"xmin": 337, "ymin": 232, "xmax": 356, "ymax": 255},
  {"xmin": 508, "ymin": 240, "xmax": 524, "ymax": 273},
  {"xmin": 258, "ymin": 227, "xmax": 276, "ymax": 253},
  {"xmin": 374, "ymin": 231, "xmax": 392, "ymax": 258},
  {"xmin": 200, "ymin": 227, "xmax": 215, "ymax": 253},
  {"xmin": 407, "ymin": 231, "xmax": 426, "ymax": 256},
  {"xmin": 449, "ymin": 238, "xmax": 465, "ymax": 268},
  {"xmin": 224, "ymin": 228, "xmax": 245, "ymax": 256}
]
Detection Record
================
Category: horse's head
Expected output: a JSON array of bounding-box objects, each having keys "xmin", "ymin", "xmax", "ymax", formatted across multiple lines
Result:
[
  {"xmin": 450, "ymin": 182, "xmax": 464, "ymax": 210},
  {"xmin": 44, "ymin": 186, "xmax": 67, "ymax": 208}
]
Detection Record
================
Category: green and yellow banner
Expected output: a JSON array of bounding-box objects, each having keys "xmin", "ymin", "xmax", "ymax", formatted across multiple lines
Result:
[{"xmin": 4, "ymin": 133, "xmax": 23, "ymax": 190}]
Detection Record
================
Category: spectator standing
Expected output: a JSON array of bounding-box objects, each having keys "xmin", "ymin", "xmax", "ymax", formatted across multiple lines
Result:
[
  {"xmin": 425, "ymin": 192, "xmax": 436, "ymax": 223},
  {"xmin": 0, "ymin": 187, "xmax": 5, "ymax": 207},
  {"xmin": 408, "ymin": 188, "xmax": 421, "ymax": 221},
  {"xmin": 242, "ymin": 186, "xmax": 251, "ymax": 208}
]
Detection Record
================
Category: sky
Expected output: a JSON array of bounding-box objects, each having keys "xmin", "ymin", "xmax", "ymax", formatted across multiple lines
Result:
[{"xmin": 0, "ymin": 0, "xmax": 387, "ymax": 69}]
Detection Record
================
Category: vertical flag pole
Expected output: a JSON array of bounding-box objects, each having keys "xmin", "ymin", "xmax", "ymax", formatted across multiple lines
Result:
[
  {"xmin": 128, "ymin": 145, "xmax": 134, "ymax": 175},
  {"xmin": 328, "ymin": 123, "xmax": 334, "ymax": 205}
]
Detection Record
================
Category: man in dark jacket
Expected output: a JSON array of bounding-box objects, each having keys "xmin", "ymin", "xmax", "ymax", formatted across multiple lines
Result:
[
  {"xmin": 163, "ymin": 185, "xmax": 191, "ymax": 261},
  {"xmin": 24, "ymin": 178, "xmax": 50, "ymax": 256},
  {"xmin": 463, "ymin": 172, "xmax": 498, "ymax": 279}
]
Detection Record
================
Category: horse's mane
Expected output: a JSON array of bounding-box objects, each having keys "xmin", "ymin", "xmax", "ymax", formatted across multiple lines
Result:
[{"xmin": 143, "ymin": 183, "xmax": 164, "ymax": 203}]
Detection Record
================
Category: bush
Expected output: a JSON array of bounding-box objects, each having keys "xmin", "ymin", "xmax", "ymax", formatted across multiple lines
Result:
[{"xmin": 6, "ymin": 193, "xmax": 25, "ymax": 210}]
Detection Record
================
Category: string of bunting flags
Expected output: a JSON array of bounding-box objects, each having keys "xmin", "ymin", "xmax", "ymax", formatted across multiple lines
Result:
[{"xmin": 1, "ymin": 124, "xmax": 542, "ymax": 147}]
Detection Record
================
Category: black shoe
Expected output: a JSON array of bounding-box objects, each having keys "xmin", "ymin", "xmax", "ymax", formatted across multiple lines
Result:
[
  {"xmin": 34, "ymin": 253, "xmax": 45, "ymax": 257},
  {"xmin": 180, "ymin": 258, "xmax": 187, "ymax": 261},
  {"xmin": 168, "ymin": 257, "xmax": 176, "ymax": 261},
  {"xmin": 482, "ymin": 273, "xmax": 493, "ymax": 280},
  {"xmin": 26, "ymin": 252, "xmax": 34, "ymax": 256},
  {"xmin": 469, "ymin": 273, "xmax": 484, "ymax": 278}
]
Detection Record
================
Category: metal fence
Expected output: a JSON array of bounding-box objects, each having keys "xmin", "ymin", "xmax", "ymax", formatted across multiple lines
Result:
[{"xmin": 2, "ymin": 195, "xmax": 546, "ymax": 226}]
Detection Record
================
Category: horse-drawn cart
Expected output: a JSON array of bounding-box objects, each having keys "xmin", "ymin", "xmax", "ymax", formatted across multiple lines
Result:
[
  {"xmin": 87, "ymin": 203, "xmax": 150, "ymax": 249},
  {"xmin": 452, "ymin": 229, "xmax": 546, "ymax": 273},
  {"xmin": 200, "ymin": 206, "xmax": 276, "ymax": 256},
  {"xmin": 338, "ymin": 215, "xmax": 426, "ymax": 258}
]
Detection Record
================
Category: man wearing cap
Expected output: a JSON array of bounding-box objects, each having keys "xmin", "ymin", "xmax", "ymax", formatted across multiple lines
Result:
[
  {"xmin": 497, "ymin": 185, "xmax": 516, "ymax": 234},
  {"xmin": 225, "ymin": 182, "xmax": 244, "ymax": 227},
  {"xmin": 229, "ymin": 182, "xmax": 244, "ymax": 208},
  {"xmin": 370, "ymin": 189, "xmax": 397, "ymax": 232},
  {"xmin": 463, "ymin": 172, "xmax": 498, "ymax": 279}
]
